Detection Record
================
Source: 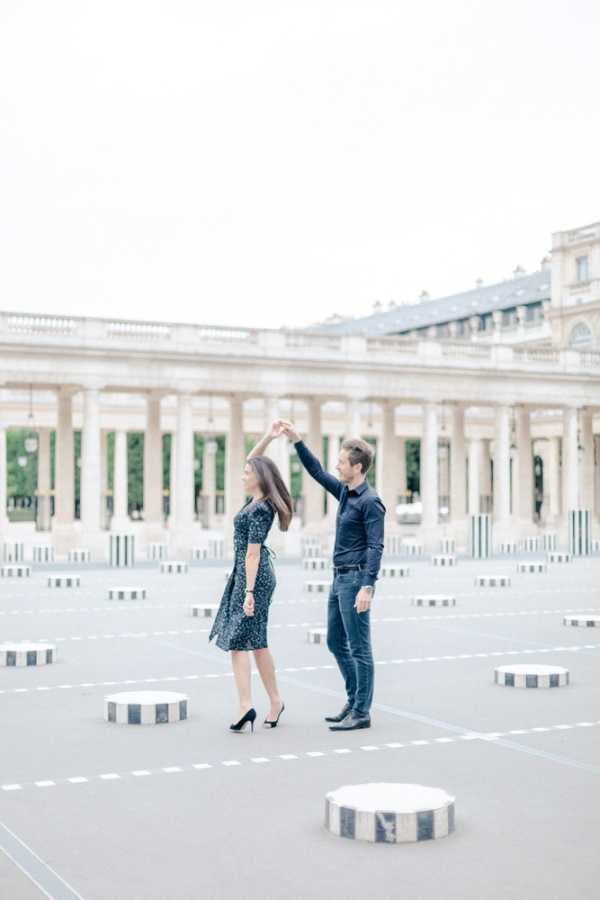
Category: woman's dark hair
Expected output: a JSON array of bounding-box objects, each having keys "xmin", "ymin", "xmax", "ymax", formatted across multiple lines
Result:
[{"xmin": 246, "ymin": 456, "xmax": 294, "ymax": 531}]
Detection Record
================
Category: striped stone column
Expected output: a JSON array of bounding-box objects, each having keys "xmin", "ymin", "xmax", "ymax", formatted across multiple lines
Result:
[{"xmin": 493, "ymin": 404, "xmax": 511, "ymax": 528}]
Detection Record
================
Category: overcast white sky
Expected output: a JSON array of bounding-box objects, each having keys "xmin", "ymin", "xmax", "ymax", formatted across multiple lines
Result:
[{"xmin": 1, "ymin": 1, "xmax": 599, "ymax": 330}]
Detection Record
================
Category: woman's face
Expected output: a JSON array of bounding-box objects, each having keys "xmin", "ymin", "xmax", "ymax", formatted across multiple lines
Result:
[{"xmin": 242, "ymin": 462, "xmax": 260, "ymax": 493}]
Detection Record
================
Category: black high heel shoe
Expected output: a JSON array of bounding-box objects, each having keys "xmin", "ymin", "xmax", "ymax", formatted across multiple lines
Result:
[
  {"xmin": 230, "ymin": 708, "xmax": 257, "ymax": 733},
  {"xmin": 263, "ymin": 701, "xmax": 285, "ymax": 728}
]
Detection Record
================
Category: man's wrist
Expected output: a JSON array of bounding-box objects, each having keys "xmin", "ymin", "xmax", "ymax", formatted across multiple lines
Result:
[{"xmin": 362, "ymin": 584, "xmax": 375, "ymax": 595}]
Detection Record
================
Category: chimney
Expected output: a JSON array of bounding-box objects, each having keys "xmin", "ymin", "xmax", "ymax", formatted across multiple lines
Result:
[
  {"xmin": 475, "ymin": 278, "xmax": 483, "ymax": 288},
  {"xmin": 540, "ymin": 255, "xmax": 551, "ymax": 271},
  {"xmin": 512, "ymin": 264, "xmax": 526, "ymax": 278},
  {"xmin": 419, "ymin": 290, "xmax": 430, "ymax": 302}
]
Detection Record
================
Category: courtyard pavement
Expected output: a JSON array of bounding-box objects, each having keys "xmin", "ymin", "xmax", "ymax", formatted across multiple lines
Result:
[{"xmin": 1, "ymin": 553, "xmax": 599, "ymax": 899}]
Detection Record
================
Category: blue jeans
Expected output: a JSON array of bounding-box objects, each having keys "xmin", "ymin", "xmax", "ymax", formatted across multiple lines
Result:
[{"xmin": 327, "ymin": 569, "xmax": 374, "ymax": 718}]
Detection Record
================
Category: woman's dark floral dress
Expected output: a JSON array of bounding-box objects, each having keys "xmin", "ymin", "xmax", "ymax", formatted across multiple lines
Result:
[{"xmin": 208, "ymin": 498, "xmax": 277, "ymax": 651}]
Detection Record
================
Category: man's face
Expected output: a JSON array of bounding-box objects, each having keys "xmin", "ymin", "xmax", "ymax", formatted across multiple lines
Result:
[{"xmin": 335, "ymin": 448, "xmax": 363, "ymax": 483}]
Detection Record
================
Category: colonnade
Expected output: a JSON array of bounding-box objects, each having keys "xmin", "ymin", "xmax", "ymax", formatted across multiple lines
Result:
[{"xmin": 1, "ymin": 388, "xmax": 598, "ymax": 552}]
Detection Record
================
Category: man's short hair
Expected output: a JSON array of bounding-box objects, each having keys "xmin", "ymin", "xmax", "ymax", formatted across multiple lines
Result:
[{"xmin": 341, "ymin": 438, "xmax": 375, "ymax": 474}]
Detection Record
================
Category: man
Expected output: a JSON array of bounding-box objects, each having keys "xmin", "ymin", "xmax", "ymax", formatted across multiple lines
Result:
[{"xmin": 279, "ymin": 420, "xmax": 385, "ymax": 731}]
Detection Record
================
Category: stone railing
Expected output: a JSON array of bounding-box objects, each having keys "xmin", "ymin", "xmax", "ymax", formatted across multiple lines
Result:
[{"xmin": 2, "ymin": 310, "xmax": 600, "ymax": 375}]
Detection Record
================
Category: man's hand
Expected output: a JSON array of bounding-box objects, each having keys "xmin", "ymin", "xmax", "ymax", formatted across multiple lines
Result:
[
  {"xmin": 354, "ymin": 587, "xmax": 373, "ymax": 614},
  {"xmin": 278, "ymin": 419, "xmax": 301, "ymax": 443},
  {"xmin": 268, "ymin": 420, "xmax": 285, "ymax": 440}
]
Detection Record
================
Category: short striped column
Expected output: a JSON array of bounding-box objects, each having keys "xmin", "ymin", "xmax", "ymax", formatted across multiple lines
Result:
[
  {"xmin": 33, "ymin": 545, "xmax": 55, "ymax": 563},
  {"xmin": 516, "ymin": 562, "xmax": 547, "ymax": 574},
  {"xmin": 0, "ymin": 642, "xmax": 56, "ymax": 667},
  {"xmin": 563, "ymin": 614, "xmax": 600, "ymax": 628},
  {"xmin": 402, "ymin": 542, "xmax": 423, "ymax": 557},
  {"xmin": 109, "ymin": 533, "xmax": 135, "ymax": 567},
  {"xmin": 108, "ymin": 587, "xmax": 147, "ymax": 601},
  {"xmin": 521, "ymin": 536, "xmax": 540, "ymax": 553},
  {"xmin": 190, "ymin": 604, "xmax": 219, "ymax": 618},
  {"xmin": 307, "ymin": 627, "xmax": 327, "ymax": 644},
  {"xmin": 302, "ymin": 558, "xmax": 329, "ymax": 572},
  {"xmin": 499, "ymin": 541, "xmax": 518, "ymax": 555},
  {"xmin": 469, "ymin": 514, "xmax": 492, "ymax": 559},
  {"xmin": 147, "ymin": 543, "xmax": 168, "ymax": 561},
  {"xmin": 208, "ymin": 538, "xmax": 225, "ymax": 559},
  {"xmin": 381, "ymin": 565, "xmax": 410, "ymax": 578},
  {"xmin": 384, "ymin": 535, "xmax": 402, "ymax": 555},
  {"xmin": 301, "ymin": 536, "xmax": 323, "ymax": 558},
  {"xmin": 48, "ymin": 574, "xmax": 80, "ymax": 588},
  {"xmin": 68, "ymin": 549, "xmax": 91, "ymax": 563},
  {"xmin": 411, "ymin": 595, "xmax": 456, "ymax": 607},
  {"xmin": 1, "ymin": 564, "xmax": 31, "ymax": 578},
  {"xmin": 2, "ymin": 541, "xmax": 24, "ymax": 563},
  {"xmin": 569, "ymin": 509, "xmax": 591, "ymax": 556},
  {"xmin": 439, "ymin": 538, "xmax": 455, "ymax": 554},
  {"xmin": 476, "ymin": 574, "xmax": 510, "ymax": 587},
  {"xmin": 547, "ymin": 551, "xmax": 572, "ymax": 564},
  {"xmin": 304, "ymin": 580, "xmax": 330, "ymax": 594},
  {"xmin": 542, "ymin": 532, "xmax": 557, "ymax": 552},
  {"xmin": 325, "ymin": 783, "xmax": 455, "ymax": 843},
  {"xmin": 432, "ymin": 554, "xmax": 456, "ymax": 567},
  {"xmin": 494, "ymin": 664, "xmax": 569, "ymax": 688},
  {"xmin": 104, "ymin": 691, "xmax": 188, "ymax": 725},
  {"xmin": 592, "ymin": 539, "xmax": 600, "ymax": 554},
  {"xmin": 160, "ymin": 561, "xmax": 188, "ymax": 574}
]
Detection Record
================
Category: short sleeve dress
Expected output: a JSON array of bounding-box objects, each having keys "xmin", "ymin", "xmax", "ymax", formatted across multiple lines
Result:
[{"xmin": 208, "ymin": 498, "xmax": 277, "ymax": 651}]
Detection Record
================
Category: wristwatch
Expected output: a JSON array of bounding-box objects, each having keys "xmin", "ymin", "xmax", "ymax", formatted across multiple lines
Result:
[{"xmin": 363, "ymin": 585, "xmax": 375, "ymax": 596}]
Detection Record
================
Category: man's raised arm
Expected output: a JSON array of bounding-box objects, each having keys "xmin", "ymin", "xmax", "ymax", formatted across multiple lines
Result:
[{"xmin": 280, "ymin": 421, "xmax": 343, "ymax": 500}]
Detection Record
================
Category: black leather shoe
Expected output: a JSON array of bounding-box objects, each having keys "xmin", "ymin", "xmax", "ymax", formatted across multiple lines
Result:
[
  {"xmin": 329, "ymin": 713, "xmax": 371, "ymax": 731},
  {"xmin": 324, "ymin": 702, "xmax": 351, "ymax": 723}
]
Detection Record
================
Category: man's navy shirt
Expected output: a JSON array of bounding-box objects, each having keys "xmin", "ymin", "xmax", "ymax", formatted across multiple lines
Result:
[{"xmin": 294, "ymin": 439, "xmax": 386, "ymax": 588}]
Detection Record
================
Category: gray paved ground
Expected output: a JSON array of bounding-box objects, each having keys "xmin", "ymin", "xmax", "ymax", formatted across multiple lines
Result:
[{"xmin": 1, "ymin": 554, "xmax": 600, "ymax": 900}]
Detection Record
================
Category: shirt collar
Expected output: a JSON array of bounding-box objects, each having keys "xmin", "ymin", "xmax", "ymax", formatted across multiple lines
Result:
[{"xmin": 348, "ymin": 479, "xmax": 368, "ymax": 496}]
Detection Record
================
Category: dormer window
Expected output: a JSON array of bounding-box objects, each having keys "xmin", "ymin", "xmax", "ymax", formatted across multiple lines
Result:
[{"xmin": 575, "ymin": 255, "xmax": 590, "ymax": 282}]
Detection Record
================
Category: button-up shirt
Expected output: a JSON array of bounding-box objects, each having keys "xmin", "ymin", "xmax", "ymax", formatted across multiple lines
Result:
[{"xmin": 294, "ymin": 439, "xmax": 386, "ymax": 588}]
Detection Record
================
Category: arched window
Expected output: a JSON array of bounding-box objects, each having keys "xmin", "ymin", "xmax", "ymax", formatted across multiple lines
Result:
[{"xmin": 568, "ymin": 322, "xmax": 593, "ymax": 349}]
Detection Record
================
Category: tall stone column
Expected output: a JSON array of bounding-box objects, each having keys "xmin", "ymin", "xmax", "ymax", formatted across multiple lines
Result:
[
  {"xmin": 595, "ymin": 435, "xmax": 600, "ymax": 522},
  {"xmin": 111, "ymin": 429, "xmax": 129, "ymax": 529},
  {"xmin": 562, "ymin": 406, "xmax": 579, "ymax": 512},
  {"xmin": 100, "ymin": 429, "xmax": 108, "ymax": 528},
  {"xmin": 379, "ymin": 401, "xmax": 401, "ymax": 526},
  {"xmin": 54, "ymin": 388, "xmax": 75, "ymax": 528},
  {"xmin": 421, "ymin": 401, "xmax": 439, "ymax": 531},
  {"xmin": 168, "ymin": 432, "xmax": 176, "ymax": 525},
  {"xmin": 175, "ymin": 393, "xmax": 195, "ymax": 530},
  {"xmin": 202, "ymin": 435, "xmax": 217, "ymax": 528},
  {"xmin": 303, "ymin": 398, "xmax": 323, "ymax": 526},
  {"xmin": 80, "ymin": 387, "xmax": 102, "ymax": 536},
  {"xmin": 144, "ymin": 393, "xmax": 164, "ymax": 529},
  {"xmin": 346, "ymin": 398, "xmax": 361, "ymax": 438},
  {"xmin": 480, "ymin": 438, "xmax": 492, "ymax": 511},
  {"xmin": 493, "ymin": 405, "xmax": 511, "ymax": 529},
  {"xmin": 37, "ymin": 428, "xmax": 52, "ymax": 531},
  {"xmin": 263, "ymin": 396, "xmax": 290, "ymax": 490},
  {"xmin": 467, "ymin": 437, "xmax": 482, "ymax": 515},
  {"xmin": 580, "ymin": 407, "xmax": 594, "ymax": 518},
  {"xmin": 450, "ymin": 404, "xmax": 467, "ymax": 521},
  {"xmin": 326, "ymin": 433, "xmax": 340, "ymax": 528},
  {"xmin": 225, "ymin": 395, "xmax": 246, "ymax": 550},
  {"xmin": 0, "ymin": 412, "xmax": 9, "ymax": 534},
  {"xmin": 546, "ymin": 436, "xmax": 561, "ymax": 521},
  {"xmin": 515, "ymin": 405, "xmax": 533, "ymax": 523}
]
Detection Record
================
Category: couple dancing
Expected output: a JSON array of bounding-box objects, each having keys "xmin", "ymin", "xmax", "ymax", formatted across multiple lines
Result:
[{"xmin": 208, "ymin": 418, "xmax": 386, "ymax": 734}]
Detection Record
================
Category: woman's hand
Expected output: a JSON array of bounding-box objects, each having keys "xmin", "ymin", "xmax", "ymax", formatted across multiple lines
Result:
[
  {"xmin": 268, "ymin": 420, "xmax": 285, "ymax": 440},
  {"xmin": 278, "ymin": 419, "xmax": 301, "ymax": 443},
  {"xmin": 243, "ymin": 592, "xmax": 255, "ymax": 616}
]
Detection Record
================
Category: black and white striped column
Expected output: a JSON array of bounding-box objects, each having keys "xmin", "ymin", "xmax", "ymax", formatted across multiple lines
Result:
[
  {"xmin": 1, "ymin": 564, "xmax": 31, "ymax": 578},
  {"xmin": 104, "ymin": 691, "xmax": 189, "ymax": 724},
  {"xmin": 108, "ymin": 587, "xmax": 146, "ymax": 600},
  {"xmin": 469, "ymin": 514, "xmax": 491, "ymax": 559},
  {"xmin": 325, "ymin": 783, "xmax": 456, "ymax": 843},
  {"xmin": 48, "ymin": 574, "xmax": 80, "ymax": 588},
  {"xmin": 109, "ymin": 533, "xmax": 135, "ymax": 567},
  {"xmin": 495, "ymin": 664, "xmax": 569, "ymax": 688},
  {"xmin": 33, "ymin": 545, "xmax": 55, "ymax": 563},
  {"xmin": 0, "ymin": 642, "xmax": 56, "ymax": 666},
  {"xmin": 569, "ymin": 508, "xmax": 591, "ymax": 556}
]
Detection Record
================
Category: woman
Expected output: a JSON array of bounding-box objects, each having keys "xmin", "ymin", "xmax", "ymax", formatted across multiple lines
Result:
[{"xmin": 208, "ymin": 421, "xmax": 293, "ymax": 733}]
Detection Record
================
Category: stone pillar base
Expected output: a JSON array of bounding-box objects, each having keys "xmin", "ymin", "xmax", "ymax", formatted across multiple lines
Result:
[
  {"xmin": 169, "ymin": 525, "xmax": 205, "ymax": 558},
  {"xmin": 51, "ymin": 522, "xmax": 80, "ymax": 556}
]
